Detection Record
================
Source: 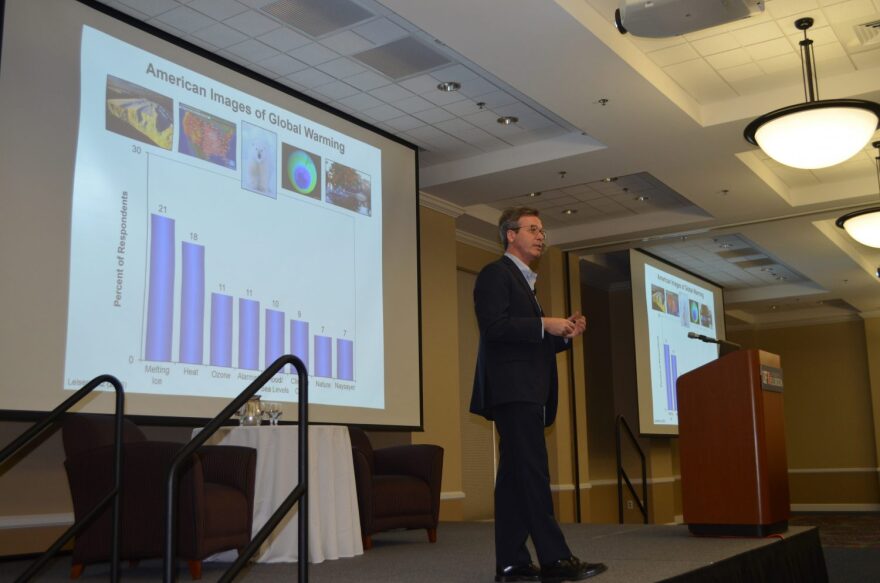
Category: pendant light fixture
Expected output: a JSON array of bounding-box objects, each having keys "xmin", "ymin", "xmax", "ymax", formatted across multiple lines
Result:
[
  {"xmin": 744, "ymin": 18, "xmax": 880, "ymax": 170},
  {"xmin": 836, "ymin": 141, "xmax": 880, "ymax": 248}
]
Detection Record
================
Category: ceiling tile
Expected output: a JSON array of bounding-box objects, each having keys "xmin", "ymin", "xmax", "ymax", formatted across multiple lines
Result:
[
  {"xmin": 745, "ymin": 37, "xmax": 795, "ymax": 60},
  {"xmin": 821, "ymin": 0, "xmax": 878, "ymax": 23},
  {"xmin": 412, "ymin": 107, "xmax": 456, "ymax": 124},
  {"xmin": 690, "ymin": 33, "xmax": 741, "ymax": 57},
  {"xmin": 368, "ymin": 84, "xmax": 415, "ymax": 102},
  {"xmin": 316, "ymin": 57, "xmax": 366, "ymax": 78},
  {"xmin": 257, "ymin": 26, "xmax": 312, "ymax": 52},
  {"xmin": 421, "ymin": 89, "xmax": 467, "ymax": 106},
  {"xmin": 384, "ymin": 114, "xmax": 425, "ymax": 132},
  {"xmin": 259, "ymin": 52, "xmax": 309, "ymax": 76},
  {"xmin": 153, "ymin": 6, "xmax": 215, "ymax": 34},
  {"xmin": 647, "ymin": 43, "xmax": 700, "ymax": 67},
  {"xmin": 663, "ymin": 59, "xmax": 739, "ymax": 102},
  {"xmin": 353, "ymin": 18, "xmax": 409, "ymax": 44},
  {"xmin": 755, "ymin": 52, "xmax": 801, "ymax": 75},
  {"xmin": 766, "ymin": 0, "xmax": 821, "ymax": 18},
  {"xmin": 457, "ymin": 77, "xmax": 500, "ymax": 98},
  {"xmin": 851, "ymin": 46, "xmax": 880, "ymax": 69},
  {"xmin": 731, "ymin": 21, "xmax": 785, "ymax": 46},
  {"xmin": 393, "ymin": 94, "xmax": 436, "ymax": 113},
  {"xmin": 360, "ymin": 103, "xmax": 406, "ymax": 121},
  {"xmin": 225, "ymin": 39, "xmax": 281, "ymax": 62},
  {"xmin": 320, "ymin": 31, "xmax": 375, "ymax": 55},
  {"xmin": 705, "ymin": 47, "xmax": 753, "ymax": 70},
  {"xmin": 312, "ymin": 79, "xmax": 361, "ymax": 100},
  {"xmin": 398, "ymin": 74, "xmax": 441, "ymax": 95},
  {"xmin": 344, "ymin": 70, "xmax": 391, "ymax": 91},
  {"xmin": 191, "ymin": 22, "xmax": 249, "ymax": 48},
  {"xmin": 337, "ymin": 92, "xmax": 384, "ymax": 110},
  {"xmin": 443, "ymin": 99, "xmax": 485, "ymax": 116},
  {"xmin": 430, "ymin": 64, "xmax": 480, "ymax": 83},
  {"xmin": 285, "ymin": 67, "xmax": 336, "ymax": 87},
  {"xmin": 187, "ymin": 0, "xmax": 249, "ymax": 20},
  {"xmin": 224, "ymin": 9, "xmax": 281, "ymax": 36},
  {"xmin": 717, "ymin": 62, "xmax": 766, "ymax": 83},
  {"xmin": 114, "ymin": 0, "xmax": 178, "ymax": 17},
  {"xmin": 288, "ymin": 43, "xmax": 339, "ymax": 66}
]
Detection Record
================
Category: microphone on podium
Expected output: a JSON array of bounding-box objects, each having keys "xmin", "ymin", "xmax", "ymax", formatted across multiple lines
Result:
[
  {"xmin": 687, "ymin": 332, "xmax": 742, "ymax": 355},
  {"xmin": 687, "ymin": 331, "xmax": 717, "ymax": 343}
]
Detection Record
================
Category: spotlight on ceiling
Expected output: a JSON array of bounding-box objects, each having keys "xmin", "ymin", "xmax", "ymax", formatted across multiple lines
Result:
[
  {"xmin": 497, "ymin": 116, "xmax": 518, "ymax": 125},
  {"xmin": 743, "ymin": 18, "xmax": 880, "ymax": 170},
  {"xmin": 436, "ymin": 81, "xmax": 460, "ymax": 92},
  {"xmin": 836, "ymin": 141, "xmax": 880, "ymax": 249}
]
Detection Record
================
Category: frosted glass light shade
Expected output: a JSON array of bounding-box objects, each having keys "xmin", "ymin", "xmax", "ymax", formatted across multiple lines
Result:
[
  {"xmin": 836, "ymin": 208, "xmax": 880, "ymax": 248},
  {"xmin": 744, "ymin": 100, "xmax": 880, "ymax": 170}
]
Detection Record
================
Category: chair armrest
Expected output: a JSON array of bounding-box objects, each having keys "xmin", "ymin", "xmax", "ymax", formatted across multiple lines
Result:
[
  {"xmin": 374, "ymin": 444, "xmax": 443, "ymax": 483},
  {"xmin": 197, "ymin": 445, "xmax": 256, "ymax": 493},
  {"xmin": 351, "ymin": 447, "xmax": 373, "ymax": 534}
]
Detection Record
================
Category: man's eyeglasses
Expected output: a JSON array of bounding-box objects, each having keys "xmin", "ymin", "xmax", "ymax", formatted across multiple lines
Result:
[{"xmin": 511, "ymin": 225, "xmax": 547, "ymax": 238}]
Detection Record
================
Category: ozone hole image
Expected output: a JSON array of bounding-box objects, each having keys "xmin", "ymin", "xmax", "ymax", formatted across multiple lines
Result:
[{"xmin": 287, "ymin": 150, "xmax": 317, "ymax": 194}]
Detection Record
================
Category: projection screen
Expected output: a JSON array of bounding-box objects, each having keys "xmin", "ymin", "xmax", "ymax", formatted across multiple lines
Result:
[
  {"xmin": 630, "ymin": 249, "xmax": 726, "ymax": 436},
  {"xmin": 0, "ymin": 0, "xmax": 422, "ymax": 428}
]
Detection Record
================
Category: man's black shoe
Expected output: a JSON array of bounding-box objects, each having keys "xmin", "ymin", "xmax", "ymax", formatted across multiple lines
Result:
[
  {"xmin": 495, "ymin": 563, "xmax": 541, "ymax": 582},
  {"xmin": 540, "ymin": 556, "xmax": 607, "ymax": 582}
]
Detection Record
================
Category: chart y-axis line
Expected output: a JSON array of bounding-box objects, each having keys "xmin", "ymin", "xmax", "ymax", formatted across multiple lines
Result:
[{"xmin": 139, "ymin": 151, "xmax": 151, "ymax": 362}]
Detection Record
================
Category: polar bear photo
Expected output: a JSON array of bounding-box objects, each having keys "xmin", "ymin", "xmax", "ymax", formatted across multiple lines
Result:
[{"xmin": 241, "ymin": 122, "xmax": 277, "ymax": 198}]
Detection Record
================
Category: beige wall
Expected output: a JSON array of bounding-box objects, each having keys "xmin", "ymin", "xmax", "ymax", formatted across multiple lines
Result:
[
  {"xmin": 728, "ymin": 318, "xmax": 880, "ymax": 507},
  {"xmin": 4, "ymin": 207, "xmax": 880, "ymax": 558}
]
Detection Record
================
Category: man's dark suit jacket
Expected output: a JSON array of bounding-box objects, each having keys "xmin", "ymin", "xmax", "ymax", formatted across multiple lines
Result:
[{"xmin": 470, "ymin": 255, "xmax": 569, "ymax": 427}]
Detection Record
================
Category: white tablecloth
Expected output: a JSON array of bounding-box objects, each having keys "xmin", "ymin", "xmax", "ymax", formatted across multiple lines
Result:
[{"xmin": 197, "ymin": 425, "xmax": 363, "ymax": 563}]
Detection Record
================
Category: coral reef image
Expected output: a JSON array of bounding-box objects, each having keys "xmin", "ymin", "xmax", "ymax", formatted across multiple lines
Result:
[
  {"xmin": 325, "ymin": 161, "xmax": 371, "ymax": 216},
  {"xmin": 651, "ymin": 285, "xmax": 666, "ymax": 313},
  {"xmin": 105, "ymin": 75, "xmax": 173, "ymax": 149},
  {"xmin": 178, "ymin": 104, "xmax": 237, "ymax": 169},
  {"xmin": 281, "ymin": 143, "xmax": 321, "ymax": 200}
]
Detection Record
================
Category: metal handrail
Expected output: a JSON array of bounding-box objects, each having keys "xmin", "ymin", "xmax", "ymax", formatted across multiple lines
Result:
[
  {"xmin": 615, "ymin": 415, "xmax": 648, "ymax": 524},
  {"xmin": 163, "ymin": 354, "xmax": 309, "ymax": 582},
  {"xmin": 0, "ymin": 375, "xmax": 125, "ymax": 582}
]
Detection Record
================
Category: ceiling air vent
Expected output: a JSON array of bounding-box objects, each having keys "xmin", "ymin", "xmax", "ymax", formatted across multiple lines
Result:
[
  {"xmin": 853, "ymin": 19, "xmax": 880, "ymax": 47},
  {"xmin": 351, "ymin": 36, "xmax": 451, "ymax": 80},
  {"xmin": 261, "ymin": 0, "xmax": 374, "ymax": 38}
]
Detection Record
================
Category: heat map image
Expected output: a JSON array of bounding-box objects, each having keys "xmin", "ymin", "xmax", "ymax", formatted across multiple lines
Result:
[
  {"xmin": 178, "ymin": 104, "xmax": 236, "ymax": 169},
  {"xmin": 281, "ymin": 143, "xmax": 321, "ymax": 200},
  {"xmin": 105, "ymin": 75, "xmax": 173, "ymax": 149}
]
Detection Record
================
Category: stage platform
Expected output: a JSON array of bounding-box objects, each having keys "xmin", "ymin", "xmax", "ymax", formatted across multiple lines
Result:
[{"xmin": 2, "ymin": 521, "xmax": 828, "ymax": 582}]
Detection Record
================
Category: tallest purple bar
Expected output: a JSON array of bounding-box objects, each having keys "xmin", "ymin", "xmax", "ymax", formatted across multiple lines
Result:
[{"xmin": 145, "ymin": 214, "xmax": 175, "ymax": 361}]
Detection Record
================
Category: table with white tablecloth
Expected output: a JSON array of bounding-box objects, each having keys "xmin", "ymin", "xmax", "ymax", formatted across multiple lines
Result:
[{"xmin": 197, "ymin": 425, "xmax": 363, "ymax": 564}]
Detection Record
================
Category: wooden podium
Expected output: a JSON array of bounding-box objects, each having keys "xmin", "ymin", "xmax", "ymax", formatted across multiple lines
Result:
[{"xmin": 677, "ymin": 349, "xmax": 790, "ymax": 536}]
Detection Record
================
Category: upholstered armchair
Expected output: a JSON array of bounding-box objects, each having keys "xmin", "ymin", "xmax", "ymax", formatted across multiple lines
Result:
[
  {"xmin": 62, "ymin": 414, "xmax": 256, "ymax": 579},
  {"xmin": 348, "ymin": 426, "xmax": 443, "ymax": 550}
]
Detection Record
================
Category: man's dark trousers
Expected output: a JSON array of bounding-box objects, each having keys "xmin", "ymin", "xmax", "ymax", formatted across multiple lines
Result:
[{"xmin": 493, "ymin": 401, "xmax": 571, "ymax": 568}]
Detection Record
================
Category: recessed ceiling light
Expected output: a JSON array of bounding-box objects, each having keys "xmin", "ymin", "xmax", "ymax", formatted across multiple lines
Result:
[
  {"xmin": 528, "ymin": 191, "xmax": 542, "ymax": 197},
  {"xmin": 497, "ymin": 116, "xmax": 518, "ymax": 125},
  {"xmin": 561, "ymin": 208, "xmax": 577, "ymax": 215},
  {"xmin": 719, "ymin": 243, "xmax": 733, "ymax": 249},
  {"xmin": 634, "ymin": 195, "xmax": 650, "ymax": 202},
  {"xmin": 601, "ymin": 177, "xmax": 617, "ymax": 182},
  {"xmin": 770, "ymin": 305, "xmax": 778, "ymax": 311},
  {"xmin": 436, "ymin": 81, "xmax": 461, "ymax": 92}
]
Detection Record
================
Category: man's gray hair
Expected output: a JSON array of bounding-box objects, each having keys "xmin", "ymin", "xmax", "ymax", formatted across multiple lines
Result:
[{"xmin": 498, "ymin": 207, "xmax": 540, "ymax": 250}]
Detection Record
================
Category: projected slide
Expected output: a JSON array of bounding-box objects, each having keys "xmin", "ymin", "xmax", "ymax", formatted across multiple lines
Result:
[
  {"xmin": 644, "ymin": 263, "xmax": 718, "ymax": 426},
  {"xmin": 63, "ymin": 27, "xmax": 384, "ymax": 408}
]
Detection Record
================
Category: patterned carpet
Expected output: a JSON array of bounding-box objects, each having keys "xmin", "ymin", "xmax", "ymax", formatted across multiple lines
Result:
[{"xmin": 789, "ymin": 512, "xmax": 880, "ymax": 549}]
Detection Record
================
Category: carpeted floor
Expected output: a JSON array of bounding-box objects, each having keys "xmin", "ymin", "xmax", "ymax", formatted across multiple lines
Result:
[
  {"xmin": 790, "ymin": 512, "xmax": 880, "ymax": 549},
  {"xmin": 2, "ymin": 515, "xmax": 878, "ymax": 582}
]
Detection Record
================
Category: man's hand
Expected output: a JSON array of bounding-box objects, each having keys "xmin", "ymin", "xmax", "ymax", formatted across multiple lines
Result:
[
  {"xmin": 567, "ymin": 311, "xmax": 587, "ymax": 337},
  {"xmin": 542, "ymin": 317, "xmax": 576, "ymax": 337}
]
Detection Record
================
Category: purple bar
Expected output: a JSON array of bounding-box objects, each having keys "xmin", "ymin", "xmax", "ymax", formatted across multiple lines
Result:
[
  {"xmin": 314, "ymin": 335, "xmax": 332, "ymax": 378},
  {"xmin": 179, "ymin": 242, "xmax": 205, "ymax": 364},
  {"xmin": 671, "ymin": 353, "xmax": 679, "ymax": 412},
  {"xmin": 210, "ymin": 293, "xmax": 233, "ymax": 367},
  {"xmin": 290, "ymin": 320, "xmax": 309, "ymax": 374},
  {"xmin": 145, "ymin": 214, "xmax": 175, "ymax": 361},
  {"xmin": 663, "ymin": 343, "xmax": 673, "ymax": 412},
  {"xmin": 265, "ymin": 309, "xmax": 285, "ymax": 368},
  {"xmin": 239, "ymin": 298, "xmax": 260, "ymax": 370},
  {"xmin": 337, "ymin": 339, "xmax": 353, "ymax": 381}
]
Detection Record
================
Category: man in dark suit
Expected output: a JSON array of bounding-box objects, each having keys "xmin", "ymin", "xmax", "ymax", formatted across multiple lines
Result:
[{"xmin": 471, "ymin": 207, "xmax": 607, "ymax": 582}]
